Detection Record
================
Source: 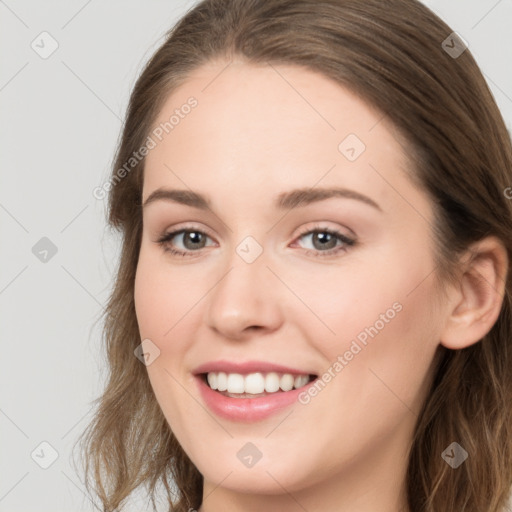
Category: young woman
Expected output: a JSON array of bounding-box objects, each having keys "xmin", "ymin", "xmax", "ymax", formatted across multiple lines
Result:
[{"xmin": 77, "ymin": 0, "xmax": 512, "ymax": 510}]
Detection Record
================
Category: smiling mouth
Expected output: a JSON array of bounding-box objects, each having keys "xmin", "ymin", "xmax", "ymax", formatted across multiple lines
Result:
[{"xmin": 200, "ymin": 372, "xmax": 317, "ymax": 398}]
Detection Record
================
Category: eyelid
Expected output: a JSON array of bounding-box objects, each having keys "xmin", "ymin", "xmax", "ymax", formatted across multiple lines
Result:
[
  {"xmin": 292, "ymin": 222, "xmax": 355, "ymax": 241},
  {"xmin": 157, "ymin": 222, "xmax": 217, "ymax": 242}
]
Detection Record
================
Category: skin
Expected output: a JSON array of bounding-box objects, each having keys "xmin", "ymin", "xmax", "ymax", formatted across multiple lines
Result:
[{"xmin": 134, "ymin": 58, "xmax": 507, "ymax": 512}]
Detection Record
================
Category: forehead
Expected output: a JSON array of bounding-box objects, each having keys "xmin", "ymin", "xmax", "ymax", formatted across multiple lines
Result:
[{"xmin": 142, "ymin": 60, "xmax": 427, "ymax": 220}]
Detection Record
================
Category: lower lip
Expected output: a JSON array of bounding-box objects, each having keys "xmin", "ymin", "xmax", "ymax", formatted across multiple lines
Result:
[{"xmin": 195, "ymin": 375, "xmax": 315, "ymax": 422}]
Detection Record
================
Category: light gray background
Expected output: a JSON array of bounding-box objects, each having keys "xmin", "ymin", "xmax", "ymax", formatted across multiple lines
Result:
[{"xmin": 1, "ymin": 1, "xmax": 511, "ymax": 510}]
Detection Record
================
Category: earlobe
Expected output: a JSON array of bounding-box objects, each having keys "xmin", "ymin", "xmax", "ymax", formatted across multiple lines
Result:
[{"xmin": 440, "ymin": 236, "xmax": 508, "ymax": 350}]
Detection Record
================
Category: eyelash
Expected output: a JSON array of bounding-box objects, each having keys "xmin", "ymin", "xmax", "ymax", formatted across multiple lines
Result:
[{"xmin": 156, "ymin": 224, "xmax": 356, "ymax": 259}]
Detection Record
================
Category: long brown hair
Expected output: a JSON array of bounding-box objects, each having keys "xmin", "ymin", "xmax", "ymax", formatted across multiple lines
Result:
[{"xmin": 75, "ymin": 1, "xmax": 512, "ymax": 510}]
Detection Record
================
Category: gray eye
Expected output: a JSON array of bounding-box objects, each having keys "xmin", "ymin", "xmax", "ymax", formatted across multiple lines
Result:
[{"xmin": 178, "ymin": 231, "xmax": 209, "ymax": 250}]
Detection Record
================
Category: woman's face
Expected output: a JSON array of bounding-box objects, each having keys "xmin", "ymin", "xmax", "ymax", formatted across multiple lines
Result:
[{"xmin": 134, "ymin": 60, "xmax": 448, "ymax": 505}]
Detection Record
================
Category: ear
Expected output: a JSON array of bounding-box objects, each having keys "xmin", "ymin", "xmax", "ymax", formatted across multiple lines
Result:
[{"xmin": 440, "ymin": 236, "xmax": 508, "ymax": 350}]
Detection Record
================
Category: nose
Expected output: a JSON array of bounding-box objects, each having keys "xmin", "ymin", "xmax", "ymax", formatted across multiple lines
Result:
[{"xmin": 205, "ymin": 248, "xmax": 284, "ymax": 340}]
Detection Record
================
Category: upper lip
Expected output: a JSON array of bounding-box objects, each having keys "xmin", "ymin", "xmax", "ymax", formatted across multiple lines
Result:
[{"xmin": 193, "ymin": 360, "xmax": 317, "ymax": 376}]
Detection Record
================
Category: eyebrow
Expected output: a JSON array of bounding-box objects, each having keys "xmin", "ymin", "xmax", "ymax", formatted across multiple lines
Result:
[{"xmin": 142, "ymin": 186, "xmax": 382, "ymax": 212}]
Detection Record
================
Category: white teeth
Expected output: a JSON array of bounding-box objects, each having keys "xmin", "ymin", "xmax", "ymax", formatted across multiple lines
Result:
[
  {"xmin": 265, "ymin": 372, "xmax": 280, "ymax": 393},
  {"xmin": 294, "ymin": 375, "xmax": 309, "ymax": 389},
  {"xmin": 205, "ymin": 371, "xmax": 312, "ymax": 394},
  {"xmin": 245, "ymin": 372, "xmax": 265, "ymax": 394},
  {"xmin": 207, "ymin": 372, "xmax": 217, "ymax": 390},
  {"xmin": 227, "ymin": 373, "xmax": 245, "ymax": 393},
  {"xmin": 280, "ymin": 373, "xmax": 295, "ymax": 391},
  {"xmin": 214, "ymin": 372, "xmax": 228, "ymax": 391}
]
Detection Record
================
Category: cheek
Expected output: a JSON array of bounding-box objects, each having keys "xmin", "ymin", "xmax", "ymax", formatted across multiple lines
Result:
[
  {"xmin": 134, "ymin": 251, "xmax": 202, "ymax": 346},
  {"xmin": 292, "ymin": 280, "xmax": 440, "ymax": 478},
  {"xmin": 322, "ymin": 275, "xmax": 439, "ymax": 427},
  {"xmin": 293, "ymin": 254, "xmax": 429, "ymax": 352},
  {"xmin": 134, "ymin": 255, "xmax": 203, "ymax": 438},
  {"xmin": 300, "ymin": 247, "xmax": 441, "ymax": 409}
]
